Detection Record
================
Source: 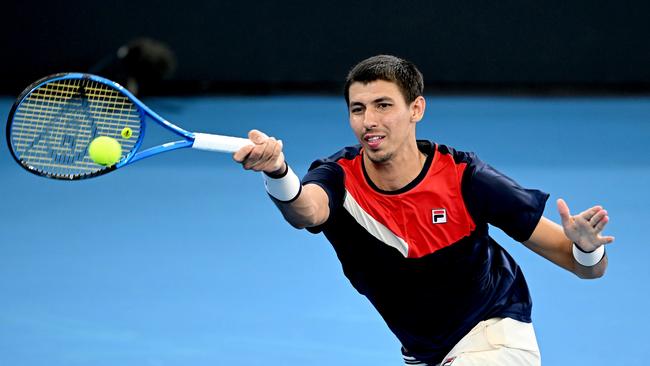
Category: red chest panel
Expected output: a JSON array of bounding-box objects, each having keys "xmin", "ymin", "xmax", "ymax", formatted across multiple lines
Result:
[{"xmin": 337, "ymin": 148, "xmax": 476, "ymax": 258}]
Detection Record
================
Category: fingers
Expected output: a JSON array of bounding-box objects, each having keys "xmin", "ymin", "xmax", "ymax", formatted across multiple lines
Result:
[
  {"xmin": 233, "ymin": 130, "xmax": 268, "ymax": 162},
  {"xmin": 589, "ymin": 209, "xmax": 607, "ymax": 223},
  {"xmin": 270, "ymin": 139, "xmax": 283, "ymax": 166},
  {"xmin": 557, "ymin": 198, "xmax": 572, "ymax": 228},
  {"xmin": 579, "ymin": 205, "xmax": 603, "ymax": 221},
  {"xmin": 590, "ymin": 209, "xmax": 608, "ymax": 230},
  {"xmin": 248, "ymin": 129, "xmax": 269, "ymax": 144},
  {"xmin": 234, "ymin": 130, "xmax": 285, "ymax": 173},
  {"xmin": 232, "ymin": 144, "xmax": 254, "ymax": 163},
  {"xmin": 244, "ymin": 140, "xmax": 272, "ymax": 169},
  {"xmin": 599, "ymin": 235, "xmax": 615, "ymax": 245}
]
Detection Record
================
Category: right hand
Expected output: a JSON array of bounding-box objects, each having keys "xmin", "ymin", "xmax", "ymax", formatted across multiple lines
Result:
[{"xmin": 233, "ymin": 129, "xmax": 285, "ymax": 175}]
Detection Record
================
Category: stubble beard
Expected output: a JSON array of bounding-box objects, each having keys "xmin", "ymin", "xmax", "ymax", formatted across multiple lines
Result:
[{"xmin": 366, "ymin": 150, "xmax": 393, "ymax": 164}]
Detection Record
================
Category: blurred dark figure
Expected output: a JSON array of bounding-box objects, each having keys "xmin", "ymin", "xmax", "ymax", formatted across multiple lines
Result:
[{"xmin": 90, "ymin": 37, "xmax": 176, "ymax": 96}]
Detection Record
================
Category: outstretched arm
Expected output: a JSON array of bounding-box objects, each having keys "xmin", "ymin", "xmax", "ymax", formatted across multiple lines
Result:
[
  {"xmin": 523, "ymin": 199, "xmax": 615, "ymax": 279},
  {"xmin": 232, "ymin": 129, "xmax": 330, "ymax": 229}
]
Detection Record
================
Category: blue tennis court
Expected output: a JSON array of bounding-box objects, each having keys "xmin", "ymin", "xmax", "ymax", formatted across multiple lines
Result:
[{"xmin": 1, "ymin": 95, "xmax": 648, "ymax": 365}]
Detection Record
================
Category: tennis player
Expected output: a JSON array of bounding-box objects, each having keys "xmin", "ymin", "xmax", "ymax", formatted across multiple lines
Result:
[{"xmin": 233, "ymin": 55, "xmax": 614, "ymax": 366}]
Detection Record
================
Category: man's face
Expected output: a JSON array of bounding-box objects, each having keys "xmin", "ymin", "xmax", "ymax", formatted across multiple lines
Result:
[{"xmin": 348, "ymin": 80, "xmax": 420, "ymax": 164}]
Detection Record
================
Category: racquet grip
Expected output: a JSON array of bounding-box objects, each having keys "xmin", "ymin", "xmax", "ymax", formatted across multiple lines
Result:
[{"xmin": 192, "ymin": 133, "xmax": 253, "ymax": 153}]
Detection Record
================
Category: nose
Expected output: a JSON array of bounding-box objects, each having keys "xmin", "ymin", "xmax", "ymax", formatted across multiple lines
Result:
[{"xmin": 362, "ymin": 109, "xmax": 378, "ymax": 130}]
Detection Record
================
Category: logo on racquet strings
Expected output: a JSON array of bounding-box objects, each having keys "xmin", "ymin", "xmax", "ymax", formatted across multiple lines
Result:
[{"xmin": 28, "ymin": 82, "xmax": 98, "ymax": 164}]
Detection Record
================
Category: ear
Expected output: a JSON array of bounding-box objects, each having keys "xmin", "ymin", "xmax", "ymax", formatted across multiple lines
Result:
[{"xmin": 410, "ymin": 96, "xmax": 426, "ymax": 123}]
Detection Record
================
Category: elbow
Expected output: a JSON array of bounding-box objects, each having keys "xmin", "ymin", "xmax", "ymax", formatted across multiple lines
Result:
[
  {"xmin": 576, "ymin": 267, "xmax": 606, "ymax": 279},
  {"xmin": 574, "ymin": 257, "xmax": 608, "ymax": 280},
  {"xmin": 283, "ymin": 207, "xmax": 322, "ymax": 230},
  {"xmin": 288, "ymin": 218, "xmax": 319, "ymax": 230},
  {"xmin": 288, "ymin": 219, "xmax": 310, "ymax": 230}
]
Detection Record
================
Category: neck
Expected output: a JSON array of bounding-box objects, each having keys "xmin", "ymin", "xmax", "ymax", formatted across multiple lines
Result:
[{"xmin": 364, "ymin": 141, "xmax": 427, "ymax": 191}]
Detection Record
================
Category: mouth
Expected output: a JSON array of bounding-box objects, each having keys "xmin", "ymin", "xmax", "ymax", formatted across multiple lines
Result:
[{"xmin": 363, "ymin": 135, "xmax": 385, "ymax": 149}]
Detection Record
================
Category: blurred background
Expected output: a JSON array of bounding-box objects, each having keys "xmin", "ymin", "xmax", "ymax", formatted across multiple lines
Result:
[
  {"xmin": 1, "ymin": 1, "xmax": 649, "ymax": 365},
  {"xmin": 2, "ymin": 0, "xmax": 650, "ymax": 96}
]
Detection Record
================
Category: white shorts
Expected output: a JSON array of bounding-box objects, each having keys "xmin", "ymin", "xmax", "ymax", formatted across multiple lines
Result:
[{"xmin": 403, "ymin": 318, "xmax": 541, "ymax": 366}]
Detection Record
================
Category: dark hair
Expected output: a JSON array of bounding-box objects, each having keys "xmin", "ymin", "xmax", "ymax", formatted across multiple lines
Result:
[{"xmin": 344, "ymin": 55, "xmax": 424, "ymax": 105}]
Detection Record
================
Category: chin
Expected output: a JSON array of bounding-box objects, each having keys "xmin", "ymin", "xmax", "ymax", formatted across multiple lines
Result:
[{"xmin": 367, "ymin": 150, "xmax": 393, "ymax": 164}]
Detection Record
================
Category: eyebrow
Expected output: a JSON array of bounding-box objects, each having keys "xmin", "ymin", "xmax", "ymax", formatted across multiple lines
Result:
[
  {"xmin": 373, "ymin": 97, "xmax": 394, "ymax": 104},
  {"xmin": 349, "ymin": 96, "xmax": 395, "ymax": 107}
]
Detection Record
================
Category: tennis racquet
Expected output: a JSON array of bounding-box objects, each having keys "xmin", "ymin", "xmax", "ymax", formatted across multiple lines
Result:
[{"xmin": 6, "ymin": 73, "xmax": 252, "ymax": 180}]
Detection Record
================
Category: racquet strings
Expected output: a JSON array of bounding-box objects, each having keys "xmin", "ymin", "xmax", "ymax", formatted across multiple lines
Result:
[{"xmin": 9, "ymin": 78, "xmax": 142, "ymax": 179}]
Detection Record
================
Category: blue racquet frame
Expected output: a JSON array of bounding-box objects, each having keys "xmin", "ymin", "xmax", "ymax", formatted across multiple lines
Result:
[{"xmin": 7, "ymin": 73, "xmax": 252, "ymax": 180}]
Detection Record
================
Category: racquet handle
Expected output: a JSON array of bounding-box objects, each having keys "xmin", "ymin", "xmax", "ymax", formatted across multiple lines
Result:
[{"xmin": 192, "ymin": 133, "xmax": 253, "ymax": 153}]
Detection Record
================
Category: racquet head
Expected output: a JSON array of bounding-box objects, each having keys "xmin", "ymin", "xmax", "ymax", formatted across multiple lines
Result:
[{"xmin": 6, "ymin": 73, "xmax": 143, "ymax": 180}]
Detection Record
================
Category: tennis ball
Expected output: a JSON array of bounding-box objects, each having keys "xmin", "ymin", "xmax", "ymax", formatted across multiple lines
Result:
[
  {"xmin": 121, "ymin": 127, "xmax": 133, "ymax": 139},
  {"xmin": 88, "ymin": 136, "xmax": 122, "ymax": 166}
]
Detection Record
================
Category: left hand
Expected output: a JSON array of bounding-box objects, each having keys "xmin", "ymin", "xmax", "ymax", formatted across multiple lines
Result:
[{"xmin": 557, "ymin": 198, "xmax": 615, "ymax": 252}]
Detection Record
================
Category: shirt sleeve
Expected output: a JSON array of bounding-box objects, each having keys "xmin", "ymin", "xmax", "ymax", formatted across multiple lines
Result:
[
  {"xmin": 463, "ymin": 154, "xmax": 550, "ymax": 242},
  {"xmin": 301, "ymin": 159, "xmax": 346, "ymax": 234}
]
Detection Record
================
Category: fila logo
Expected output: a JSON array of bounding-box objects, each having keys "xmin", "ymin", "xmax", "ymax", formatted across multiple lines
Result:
[{"xmin": 432, "ymin": 208, "xmax": 447, "ymax": 224}]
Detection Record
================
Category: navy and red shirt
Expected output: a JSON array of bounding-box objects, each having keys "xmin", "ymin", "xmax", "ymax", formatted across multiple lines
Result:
[{"xmin": 301, "ymin": 140, "xmax": 549, "ymax": 364}]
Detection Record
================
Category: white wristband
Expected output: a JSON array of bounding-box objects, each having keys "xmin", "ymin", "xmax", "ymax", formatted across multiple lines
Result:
[
  {"xmin": 264, "ymin": 164, "xmax": 301, "ymax": 202},
  {"xmin": 572, "ymin": 243, "xmax": 606, "ymax": 267}
]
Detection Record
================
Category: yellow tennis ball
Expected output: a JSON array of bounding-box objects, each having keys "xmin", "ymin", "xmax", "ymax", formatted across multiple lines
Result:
[
  {"xmin": 121, "ymin": 127, "xmax": 133, "ymax": 139},
  {"xmin": 88, "ymin": 136, "xmax": 122, "ymax": 166}
]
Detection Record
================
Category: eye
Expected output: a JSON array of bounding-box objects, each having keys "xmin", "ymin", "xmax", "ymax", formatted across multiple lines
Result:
[
  {"xmin": 350, "ymin": 106, "xmax": 364, "ymax": 114},
  {"xmin": 376, "ymin": 103, "xmax": 391, "ymax": 110}
]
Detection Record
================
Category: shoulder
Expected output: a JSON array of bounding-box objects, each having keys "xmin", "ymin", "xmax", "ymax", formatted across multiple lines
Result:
[
  {"xmin": 424, "ymin": 141, "xmax": 483, "ymax": 181},
  {"xmin": 303, "ymin": 144, "xmax": 363, "ymax": 186},
  {"xmin": 307, "ymin": 144, "xmax": 362, "ymax": 171},
  {"xmin": 434, "ymin": 142, "xmax": 478, "ymax": 166}
]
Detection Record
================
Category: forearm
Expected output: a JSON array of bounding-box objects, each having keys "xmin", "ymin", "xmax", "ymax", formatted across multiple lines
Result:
[
  {"xmin": 574, "ymin": 250, "xmax": 607, "ymax": 279},
  {"xmin": 272, "ymin": 184, "xmax": 329, "ymax": 229},
  {"xmin": 524, "ymin": 217, "xmax": 607, "ymax": 279},
  {"xmin": 263, "ymin": 164, "xmax": 329, "ymax": 229}
]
